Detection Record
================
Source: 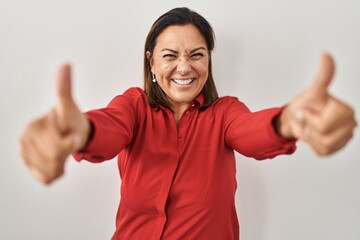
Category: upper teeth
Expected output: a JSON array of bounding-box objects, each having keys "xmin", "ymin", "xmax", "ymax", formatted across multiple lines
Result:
[{"xmin": 173, "ymin": 79, "xmax": 193, "ymax": 85}]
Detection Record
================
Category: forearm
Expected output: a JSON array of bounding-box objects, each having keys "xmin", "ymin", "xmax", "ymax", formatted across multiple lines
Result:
[{"xmin": 226, "ymin": 107, "xmax": 297, "ymax": 160}]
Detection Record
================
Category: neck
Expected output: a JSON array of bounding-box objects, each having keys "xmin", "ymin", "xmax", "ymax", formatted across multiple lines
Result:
[{"xmin": 173, "ymin": 103, "xmax": 190, "ymax": 125}]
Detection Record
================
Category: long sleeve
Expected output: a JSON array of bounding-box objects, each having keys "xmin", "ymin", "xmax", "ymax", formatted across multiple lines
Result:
[
  {"xmin": 224, "ymin": 98, "xmax": 296, "ymax": 160},
  {"xmin": 73, "ymin": 88, "xmax": 143, "ymax": 163}
]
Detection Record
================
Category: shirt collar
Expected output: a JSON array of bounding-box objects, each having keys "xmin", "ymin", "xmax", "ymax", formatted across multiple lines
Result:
[
  {"xmin": 193, "ymin": 93, "xmax": 204, "ymax": 108},
  {"xmin": 152, "ymin": 93, "xmax": 205, "ymax": 111}
]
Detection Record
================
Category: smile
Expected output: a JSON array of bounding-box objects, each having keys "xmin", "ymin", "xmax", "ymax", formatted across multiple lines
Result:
[{"xmin": 172, "ymin": 78, "xmax": 195, "ymax": 85}]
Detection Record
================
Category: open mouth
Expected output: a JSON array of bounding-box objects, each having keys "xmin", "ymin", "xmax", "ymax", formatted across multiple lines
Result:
[{"xmin": 172, "ymin": 78, "xmax": 195, "ymax": 85}]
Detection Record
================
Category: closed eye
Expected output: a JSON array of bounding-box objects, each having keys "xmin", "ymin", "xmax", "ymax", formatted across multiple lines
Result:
[
  {"xmin": 191, "ymin": 52, "xmax": 204, "ymax": 59},
  {"xmin": 163, "ymin": 54, "xmax": 177, "ymax": 59}
]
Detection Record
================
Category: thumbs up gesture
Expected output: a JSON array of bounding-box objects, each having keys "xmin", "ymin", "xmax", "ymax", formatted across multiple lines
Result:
[
  {"xmin": 277, "ymin": 53, "xmax": 357, "ymax": 155},
  {"xmin": 20, "ymin": 64, "xmax": 91, "ymax": 184}
]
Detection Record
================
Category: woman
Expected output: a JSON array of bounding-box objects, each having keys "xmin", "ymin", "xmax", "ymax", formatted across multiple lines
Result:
[{"xmin": 20, "ymin": 7, "xmax": 356, "ymax": 239}]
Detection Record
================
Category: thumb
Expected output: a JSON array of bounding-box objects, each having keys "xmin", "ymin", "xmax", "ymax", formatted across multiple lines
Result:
[
  {"xmin": 55, "ymin": 63, "xmax": 78, "ymax": 131},
  {"xmin": 56, "ymin": 63, "xmax": 76, "ymax": 112},
  {"xmin": 309, "ymin": 53, "xmax": 335, "ymax": 95}
]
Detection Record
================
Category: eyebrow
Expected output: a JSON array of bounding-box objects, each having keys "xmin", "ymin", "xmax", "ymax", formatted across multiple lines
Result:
[{"xmin": 161, "ymin": 47, "xmax": 207, "ymax": 54}]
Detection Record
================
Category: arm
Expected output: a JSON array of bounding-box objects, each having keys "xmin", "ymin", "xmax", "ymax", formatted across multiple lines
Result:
[
  {"xmin": 225, "ymin": 100, "xmax": 296, "ymax": 160},
  {"xmin": 73, "ymin": 89, "xmax": 139, "ymax": 163},
  {"xmin": 20, "ymin": 65, "xmax": 139, "ymax": 184}
]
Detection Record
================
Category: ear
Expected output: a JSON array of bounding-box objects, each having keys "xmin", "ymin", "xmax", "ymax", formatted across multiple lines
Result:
[{"xmin": 146, "ymin": 51, "xmax": 154, "ymax": 72}]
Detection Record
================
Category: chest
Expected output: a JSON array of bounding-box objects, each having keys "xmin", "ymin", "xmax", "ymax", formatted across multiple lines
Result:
[{"xmin": 118, "ymin": 106, "xmax": 236, "ymax": 212}]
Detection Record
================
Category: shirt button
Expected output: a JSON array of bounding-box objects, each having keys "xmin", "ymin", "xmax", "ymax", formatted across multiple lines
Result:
[
  {"xmin": 186, "ymin": 111, "xmax": 190, "ymax": 115},
  {"xmin": 191, "ymin": 103, "xmax": 195, "ymax": 107}
]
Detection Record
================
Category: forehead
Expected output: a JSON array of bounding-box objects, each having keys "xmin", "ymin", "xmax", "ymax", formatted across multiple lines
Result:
[{"xmin": 155, "ymin": 24, "xmax": 207, "ymax": 50}]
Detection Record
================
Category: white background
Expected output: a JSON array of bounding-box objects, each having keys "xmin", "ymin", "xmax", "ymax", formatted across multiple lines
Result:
[{"xmin": 1, "ymin": 0, "xmax": 359, "ymax": 239}]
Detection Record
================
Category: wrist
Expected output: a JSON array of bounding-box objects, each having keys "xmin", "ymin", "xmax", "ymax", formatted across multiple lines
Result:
[
  {"xmin": 78, "ymin": 114, "xmax": 93, "ymax": 150},
  {"xmin": 83, "ymin": 120, "xmax": 94, "ymax": 148},
  {"xmin": 274, "ymin": 107, "xmax": 295, "ymax": 139}
]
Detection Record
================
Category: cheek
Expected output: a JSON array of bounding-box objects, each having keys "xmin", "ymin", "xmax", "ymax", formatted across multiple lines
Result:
[
  {"xmin": 198, "ymin": 62, "xmax": 209, "ymax": 77},
  {"xmin": 156, "ymin": 62, "xmax": 174, "ymax": 77}
]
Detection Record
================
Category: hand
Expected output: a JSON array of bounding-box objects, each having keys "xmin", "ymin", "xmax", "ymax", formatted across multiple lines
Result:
[
  {"xmin": 277, "ymin": 53, "xmax": 357, "ymax": 156},
  {"xmin": 20, "ymin": 64, "xmax": 91, "ymax": 184}
]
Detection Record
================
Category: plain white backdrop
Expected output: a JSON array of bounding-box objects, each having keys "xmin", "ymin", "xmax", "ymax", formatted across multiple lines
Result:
[{"xmin": 1, "ymin": 0, "xmax": 359, "ymax": 239}]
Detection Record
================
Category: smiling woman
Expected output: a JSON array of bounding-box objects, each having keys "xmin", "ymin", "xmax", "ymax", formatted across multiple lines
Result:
[
  {"xmin": 147, "ymin": 25, "xmax": 210, "ymax": 122},
  {"xmin": 19, "ymin": 6, "xmax": 357, "ymax": 240},
  {"xmin": 143, "ymin": 7, "xmax": 219, "ymax": 114}
]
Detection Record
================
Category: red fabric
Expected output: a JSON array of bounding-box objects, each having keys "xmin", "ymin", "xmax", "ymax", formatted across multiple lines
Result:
[{"xmin": 73, "ymin": 87, "xmax": 296, "ymax": 240}]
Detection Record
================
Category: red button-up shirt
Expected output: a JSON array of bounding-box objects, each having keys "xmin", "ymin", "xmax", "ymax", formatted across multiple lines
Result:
[{"xmin": 74, "ymin": 87, "xmax": 296, "ymax": 240}]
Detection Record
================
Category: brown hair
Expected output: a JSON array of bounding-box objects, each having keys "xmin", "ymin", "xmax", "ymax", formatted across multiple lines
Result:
[{"xmin": 143, "ymin": 7, "xmax": 218, "ymax": 111}]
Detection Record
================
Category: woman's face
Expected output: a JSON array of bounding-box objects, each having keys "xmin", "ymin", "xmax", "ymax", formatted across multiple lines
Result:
[{"xmin": 148, "ymin": 24, "xmax": 209, "ymax": 109}]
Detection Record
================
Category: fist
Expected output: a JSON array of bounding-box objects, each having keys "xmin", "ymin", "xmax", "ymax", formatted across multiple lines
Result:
[
  {"xmin": 277, "ymin": 53, "xmax": 357, "ymax": 155},
  {"xmin": 20, "ymin": 64, "xmax": 90, "ymax": 184}
]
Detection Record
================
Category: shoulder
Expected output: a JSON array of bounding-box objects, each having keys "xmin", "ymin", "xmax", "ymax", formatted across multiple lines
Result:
[
  {"xmin": 209, "ymin": 96, "xmax": 250, "ymax": 113},
  {"xmin": 215, "ymin": 96, "xmax": 239, "ymax": 104},
  {"xmin": 123, "ymin": 87, "xmax": 147, "ymax": 99},
  {"xmin": 199, "ymin": 96, "xmax": 251, "ymax": 123},
  {"xmin": 108, "ymin": 87, "xmax": 147, "ymax": 107}
]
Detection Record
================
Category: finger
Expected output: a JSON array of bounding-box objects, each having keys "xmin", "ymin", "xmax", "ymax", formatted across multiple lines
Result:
[
  {"xmin": 30, "ymin": 138, "xmax": 66, "ymax": 184},
  {"xmin": 47, "ymin": 109, "xmax": 83, "ymax": 153},
  {"xmin": 25, "ymin": 111, "xmax": 64, "ymax": 162},
  {"xmin": 20, "ymin": 132, "xmax": 38, "ymax": 171},
  {"xmin": 55, "ymin": 64, "xmax": 78, "ymax": 132},
  {"xmin": 28, "ymin": 166, "xmax": 50, "ymax": 184},
  {"xmin": 303, "ymin": 122, "xmax": 355, "ymax": 156},
  {"xmin": 21, "ymin": 115, "xmax": 69, "ymax": 183},
  {"xmin": 33, "ymin": 112, "xmax": 81, "ymax": 166},
  {"xmin": 56, "ymin": 63, "xmax": 74, "ymax": 108},
  {"xmin": 21, "ymin": 137, "xmax": 57, "ymax": 184},
  {"xmin": 301, "ymin": 98, "xmax": 356, "ymax": 135},
  {"xmin": 309, "ymin": 53, "xmax": 335, "ymax": 96},
  {"xmin": 27, "ymin": 146, "xmax": 57, "ymax": 184},
  {"xmin": 20, "ymin": 122, "xmax": 48, "ymax": 171}
]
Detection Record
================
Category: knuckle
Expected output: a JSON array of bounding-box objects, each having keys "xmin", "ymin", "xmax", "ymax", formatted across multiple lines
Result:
[
  {"xmin": 314, "ymin": 138, "xmax": 334, "ymax": 156},
  {"xmin": 49, "ymin": 164, "xmax": 60, "ymax": 175},
  {"xmin": 20, "ymin": 128, "xmax": 32, "ymax": 145},
  {"xmin": 324, "ymin": 141, "xmax": 338, "ymax": 155},
  {"xmin": 316, "ymin": 147, "xmax": 332, "ymax": 156},
  {"xmin": 48, "ymin": 166, "xmax": 64, "ymax": 182},
  {"xmin": 344, "ymin": 107, "xmax": 356, "ymax": 123},
  {"xmin": 20, "ymin": 150, "xmax": 30, "ymax": 166},
  {"xmin": 19, "ymin": 135, "xmax": 29, "ymax": 151},
  {"xmin": 55, "ymin": 168, "xmax": 65, "ymax": 179},
  {"xmin": 30, "ymin": 168, "xmax": 50, "ymax": 184},
  {"xmin": 317, "ymin": 124, "xmax": 330, "ymax": 134},
  {"xmin": 314, "ymin": 147, "xmax": 324, "ymax": 156},
  {"xmin": 322, "ymin": 137, "xmax": 334, "ymax": 149},
  {"xmin": 349, "ymin": 131, "xmax": 354, "ymax": 140},
  {"xmin": 344, "ymin": 131, "xmax": 354, "ymax": 144},
  {"xmin": 21, "ymin": 122, "xmax": 40, "ymax": 142},
  {"xmin": 19, "ymin": 132, "xmax": 27, "ymax": 145},
  {"xmin": 49, "ymin": 156, "xmax": 64, "ymax": 172},
  {"xmin": 27, "ymin": 120, "xmax": 40, "ymax": 132},
  {"xmin": 42, "ymin": 177, "xmax": 53, "ymax": 185},
  {"xmin": 349, "ymin": 107, "xmax": 355, "ymax": 118}
]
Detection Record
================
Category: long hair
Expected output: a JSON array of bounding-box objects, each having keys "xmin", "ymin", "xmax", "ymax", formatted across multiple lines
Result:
[{"xmin": 143, "ymin": 7, "xmax": 218, "ymax": 111}]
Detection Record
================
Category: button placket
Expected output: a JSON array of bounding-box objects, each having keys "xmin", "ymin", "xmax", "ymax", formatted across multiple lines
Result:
[{"xmin": 155, "ymin": 107, "xmax": 182, "ymax": 237}]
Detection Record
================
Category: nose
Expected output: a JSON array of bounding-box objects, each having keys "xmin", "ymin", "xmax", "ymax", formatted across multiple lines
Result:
[{"xmin": 176, "ymin": 57, "xmax": 191, "ymax": 75}]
